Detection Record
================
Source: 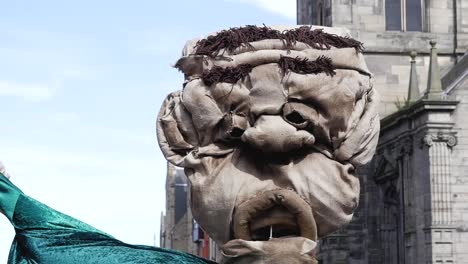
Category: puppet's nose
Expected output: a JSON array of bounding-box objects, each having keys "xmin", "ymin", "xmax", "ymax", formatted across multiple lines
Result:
[{"xmin": 242, "ymin": 115, "xmax": 315, "ymax": 153}]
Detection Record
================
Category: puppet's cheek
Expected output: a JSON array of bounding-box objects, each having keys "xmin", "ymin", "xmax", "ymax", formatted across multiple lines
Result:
[
  {"xmin": 185, "ymin": 154, "xmax": 243, "ymax": 244},
  {"xmin": 185, "ymin": 150, "xmax": 360, "ymax": 242},
  {"xmin": 279, "ymin": 153, "xmax": 360, "ymax": 237},
  {"xmin": 185, "ymin": 152, "xmax": 282, "ymax": 244}
]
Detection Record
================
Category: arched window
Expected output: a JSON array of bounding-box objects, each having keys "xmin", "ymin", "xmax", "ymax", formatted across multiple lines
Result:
[{"xmin": 386, "ymin": 0, "xmax": 423, "ymax": 31}]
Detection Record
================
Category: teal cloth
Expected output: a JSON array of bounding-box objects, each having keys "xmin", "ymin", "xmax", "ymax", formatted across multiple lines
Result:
[{"xmin": 0, "ymin": 173, "xmax": 215, "ymax": 264}]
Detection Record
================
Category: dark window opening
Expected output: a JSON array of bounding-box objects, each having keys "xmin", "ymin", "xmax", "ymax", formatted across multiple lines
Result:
[
  {"xmin": 406, "ymin": 0, "xmax": 422, "ymax": 31},
  {"xmin": 318, "ymin": 3, "xmax": 324, "ymax": 26},
  {"xmin": 386, "ymin": 0, "xmax": 402, "ymax": 31},
  {"xmin": 386, "ymin": 0, "xmax": 423, "ymax": 31}
]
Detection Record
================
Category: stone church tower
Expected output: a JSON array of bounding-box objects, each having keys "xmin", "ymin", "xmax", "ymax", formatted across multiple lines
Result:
[
  {"xmin": 298, "ymin": 0, "xmax": 468, "ymax": 263},
  {"xmin": 298, "ymin": 0, "xmax": 467, "ymax": 117}
]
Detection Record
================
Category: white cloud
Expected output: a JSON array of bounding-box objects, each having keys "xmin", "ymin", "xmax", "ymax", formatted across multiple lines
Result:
[
  {"xmin": 0, "ymin": 80, "xmax": 60, "ymax": 101},
  {"xmin": 226, "ymin": 0, "xmax": 296, "ymax": 20}
]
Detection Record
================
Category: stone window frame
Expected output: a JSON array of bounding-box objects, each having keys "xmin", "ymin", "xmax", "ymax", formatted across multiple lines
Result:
[{"xmin": 385, "ymin": 0, "xmax": 426, "ymax": 32}]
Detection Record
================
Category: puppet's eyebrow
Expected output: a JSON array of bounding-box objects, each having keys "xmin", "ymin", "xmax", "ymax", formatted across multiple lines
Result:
[
  {"xmin": 201, "ymin": 64, "xmax": 254, "ymax": 86},
  {"xmin": 200, "ymin": 56, "xmax": 337, "ymax": 86},
  {"xmin": 193, "ymin": 25, "xmax": 364, "ymax": 57},
  {"xmin": 279, "ymin": 55, "xmax": 336, "ymax": 77}
]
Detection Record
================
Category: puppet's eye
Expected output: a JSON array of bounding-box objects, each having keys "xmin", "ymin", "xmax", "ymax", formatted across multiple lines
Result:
[
  {"xmin": 282, "ymin": 102, "xmax": 312, "ymax": 129},
  {"xmin": 230, "ymin": 127, "xmax": 245, "ymax": 138},
  {"xmin": 285, "ymin": 111, "xmax": 306, "ymax": 125},
  {"xmin": 216, "ymin": 114, "xmax": 249, "ymax": 142},
  {"xmin": 284, "ymin": 109, "xmax": 309, "ymax": 129}
]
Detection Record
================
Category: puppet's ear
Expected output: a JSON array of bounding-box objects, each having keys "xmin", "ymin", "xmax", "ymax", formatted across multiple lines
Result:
[
  {"xmin": 174, "ymin": 56, "xmax": 205, "ymax": 76},
  {"xmin": 334, "ymin": 87, "xmax": 380, "ymax": 167},
  {"xmin": 156, "ymin": 92, "xmax": 199, "ymax": 166}
]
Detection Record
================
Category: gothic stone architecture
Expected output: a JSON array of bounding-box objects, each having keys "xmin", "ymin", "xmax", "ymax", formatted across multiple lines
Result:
[
  {"xmin": 160, "ymin": 164, "xmax": 220, "ymax": 262},
  {"xmin": 298, "ymin": 0, "xmax": 468, "ymax": 263},
  {"xmin": 298, "ymin": 0, "xmax": 467, "ymax": 117}
]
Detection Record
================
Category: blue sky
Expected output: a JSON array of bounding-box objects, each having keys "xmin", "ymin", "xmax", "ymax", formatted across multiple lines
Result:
[{"xmin": 0, "ymin": 0, "xmax": 295, "ymax": 261}]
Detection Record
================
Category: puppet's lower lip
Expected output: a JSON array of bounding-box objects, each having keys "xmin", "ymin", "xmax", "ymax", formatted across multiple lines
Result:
[{"xmin": 232, "ymin": 189, "xmax": 317, "ymax": 241}]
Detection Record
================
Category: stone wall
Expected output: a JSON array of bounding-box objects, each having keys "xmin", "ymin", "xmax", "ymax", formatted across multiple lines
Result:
[
  {"xmin": 326, "ymin": 0, "xmax": 467, "ymax": 115},
  {"xmin": 330, "ymin": 0, "xmax": 465, "ymax": 39},
  {"xmin": 161, "ymin": 165, "xmax": 199, "ymax": 254},
  {"xmin": 297, "ymin": 0, "xmax": 316, "ymax": 25},
  {"xmin": 161, "ymin": 164, "xmax": 221, "ymax": 261},
  {"xmin": 359, "ymin": 97, "xmax": 460, "ymax": 263},
  {"xmin": 161, "ymin": 164, "xmax": 175, "ymax": 248},
  {"xmin": 365, "ymin": 52, "xmax": 454, "ymax": 117},
  {"xmin": 459, "ymin": 0, "xmax": 468, "ymax": 51},
  {"xmin": 297, "ymin": 0, "xmax": 332, "ymax": 26},
  {"xmin": 447, "ymin": 77, "xmax": 468, "ymax": 263},
  {"xmin": 298, "ymin": 0, "xmax": 467, "ymax": 117}
]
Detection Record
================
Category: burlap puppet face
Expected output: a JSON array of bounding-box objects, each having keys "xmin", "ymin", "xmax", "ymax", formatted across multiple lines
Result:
[{"xmin": 157, "ymin": 25, "xmax": 379, "ymax": 262}]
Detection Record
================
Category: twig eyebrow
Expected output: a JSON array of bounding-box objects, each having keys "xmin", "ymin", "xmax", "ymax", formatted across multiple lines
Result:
[
  {"xmin": 193, "ymin": 25, "xmax": 364, "ymax": 57},
  {"xmin": 200, "ymin": 56, "xmax": 336, "ymax": 86},
  {"xmin": 278, "ymin": 56, "xmax": 336, "ymax": 77},
  {"xmin": 201, "ymin": 64, "xmax": 254, "ymax": 86}
]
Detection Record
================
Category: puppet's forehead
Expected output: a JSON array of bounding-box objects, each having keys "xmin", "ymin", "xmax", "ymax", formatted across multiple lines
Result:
[{"xmin": 175, "ymin": 25, "xmax": 371, "ymax": 77}]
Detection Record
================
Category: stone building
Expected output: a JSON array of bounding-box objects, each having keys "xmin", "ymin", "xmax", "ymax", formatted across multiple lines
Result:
[
  {"xmin": 298, "ymin": 0, "xmax": 468, "ymax": 263},
  {"xmin": 160, "ymin": 164, "xmax": 220, "ymax": 262},
  {"xmin": 298, "ymin": 0, "xmax": 467, "ymax": 117}
]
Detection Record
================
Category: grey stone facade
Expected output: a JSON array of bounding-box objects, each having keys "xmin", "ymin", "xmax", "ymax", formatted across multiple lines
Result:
[
  {"xmin": 299, "ymin": 0, "xmax": 468, "ymax": 118},
  {"xmin": 160, "ymin": 164, "xmax": 221, "ymax": 262},
  {"xmin": 316, "ymin": 50, "xmax": 468, "ymax": 264},
  {"xmin": 160, "ymin": 164, "xmax": 196, "ymax": 253},
  {"xmin": 445, "ymin": 57, "xmax": 468, "ymax": 263},
  {"xmin": 298, "ymin": 0, "xmax": 468, "ymax": 263}
]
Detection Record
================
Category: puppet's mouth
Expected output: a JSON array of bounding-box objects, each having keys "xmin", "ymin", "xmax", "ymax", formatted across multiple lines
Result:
[{"xmin": 232, "ymin": 189, "xmax": 317, "ymax": 241}]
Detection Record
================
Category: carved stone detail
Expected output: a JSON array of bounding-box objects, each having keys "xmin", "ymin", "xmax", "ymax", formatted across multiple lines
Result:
[
  {"xmin": 446, "ymin": 135, "xmax": 457, "ymax": 147},
  {"xmin": 429, "ymin": 141, "xmax": 453, "ymax": 225},
  {"xmin": 420, "ymin": 132, "xmax": 457, "ymax": 148},
  {"xmin": 422, "ymin": 134, "xmax": 434, "ymax": 147},
  {"xmin": 398, "ymin": 137, "xmax": 413, "ymax": 156}
]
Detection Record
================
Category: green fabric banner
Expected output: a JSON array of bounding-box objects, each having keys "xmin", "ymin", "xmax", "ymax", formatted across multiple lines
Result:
[{"xmin": 0, "ymin": 173, "xmax": 215, "ymax": 264}]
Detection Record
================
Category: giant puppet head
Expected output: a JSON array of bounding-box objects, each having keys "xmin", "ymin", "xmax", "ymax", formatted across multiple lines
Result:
[{"xmin": 157, "ymin": 25, "xmax": 379, "ymax": 263}]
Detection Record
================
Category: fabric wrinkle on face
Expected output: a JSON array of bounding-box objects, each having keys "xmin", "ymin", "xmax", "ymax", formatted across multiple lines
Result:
[{"xmin": 249, "ymin": 64, "xmax": 287, "ymax": 117}]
